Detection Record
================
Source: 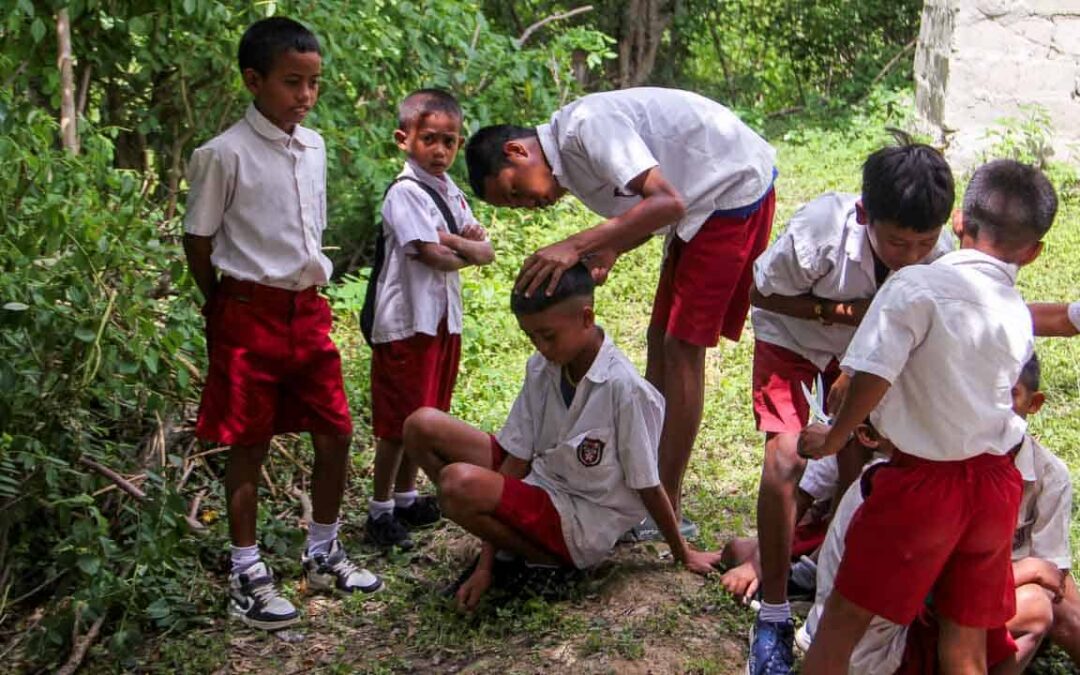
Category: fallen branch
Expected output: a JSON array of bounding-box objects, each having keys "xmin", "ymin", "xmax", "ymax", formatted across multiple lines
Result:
[
  {"xmin": 861, "ymin": 39, "xmax": 916, "ymax": 100},
  {"xmin": 55, "ymin": 610, "xmax": 105, "ymax": 675},
  {"xmin": 289, "ymin": 486, "xmax": 313, "ymax": 528},
  {"xmin": 78, "ymin": 457, "xmax": 146, "ymax": 501},
  {"xmin": 515, "ymin": 5, "xmax": 593, "ymax": 47},
  {"xmin": 260, "ymin": 465, "xmax": 278, "ymax": 499},
  {"xmin": 271, "ymin": 438, "xmax": 311, "ymax": 476},
  {"xmin": 185, "ymin": 490, "xmax": 207, "ymax": 533}
]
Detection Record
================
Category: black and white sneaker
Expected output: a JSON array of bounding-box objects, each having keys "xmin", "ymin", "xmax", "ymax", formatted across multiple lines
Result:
[
  {"xmin": 394, "ymin": 495, "xmax": 442, "ymax": 528},
  {"xmin": 303, "ymin": 539, "xmax": 383, "ymax": 595},
  {"xmin": 364, "ymin": 512, "xmax": 414, "ymax": 550},
  {"xmin": 228, "ymin": 561, "xmax": 300, "ymax": 631}
]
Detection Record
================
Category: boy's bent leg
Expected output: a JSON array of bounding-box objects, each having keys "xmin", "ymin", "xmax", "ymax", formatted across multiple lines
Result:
[
  {"xmin": 996, "ymin": 583, "xmax": 1053, "ymax": 674},
  {"xmin": 802, "ymin": 590, "xmax": 874, "ymax": 675},
  {"xmin": 1050, "ymin": 574, "xmax": 1080, "ymax": 663},
  {"xmin": 656, "ymin": 334, "xmax": 706, "ymax": 516},
  {"xmin": 403, "ymin": 408, "xmax": 498, "ymax": 485},
  {"xmin": 439, "ymin": 463, "xmax": 563, "ymax": 566},
  {"xmin": 757, "ymin": 431, "xmax": 805, "ymax": 606},
  {"xmin": 939, "ymin": 619, "xmax": 987, "ymax": 675},
  {"xmin": 226, "ymin": 441, "xmax": 272, "ymax": 547}
]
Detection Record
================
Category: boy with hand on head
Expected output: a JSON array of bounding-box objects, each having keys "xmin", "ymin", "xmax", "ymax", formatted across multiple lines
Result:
[
  {"xmin": 743, "ymin": 140, "xmax": 955, "ymax": 672},
  {"xmin": 182, "ymin": 17, "xmax": 381, "ymax": 631},
  {"xmin": 465, "ymin": 88, "xmax": 777, "ymax": 543},
  {"xmin": 798, "ymin": 159, "xmax": 1058, "ymax": 674},
  {"xmin": 362, "ymin": 89, "xmax": 494, "ymax": 550},
  {"xmin": 402, "ymin": 264, "xmax": 723, "ymax": 611},
  {"xmin": 799, "ymin": 354, "xmax": 1077, "ymax": 674}
]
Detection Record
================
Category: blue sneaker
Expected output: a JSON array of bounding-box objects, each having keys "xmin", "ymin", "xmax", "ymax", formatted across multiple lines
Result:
[{"xmin": 746, "ymin": 617, "xmax": 795, "ymax": 674}]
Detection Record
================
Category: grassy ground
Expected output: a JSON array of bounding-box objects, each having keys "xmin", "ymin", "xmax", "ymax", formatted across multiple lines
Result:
[{"xmin": 116, "ymin": 97, "xmax": 1080, "ymax": 673}]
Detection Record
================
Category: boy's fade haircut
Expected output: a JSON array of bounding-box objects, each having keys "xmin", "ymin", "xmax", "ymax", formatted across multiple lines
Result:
[
  {"xmin": 398, "ymin": 89, "xmax": 462, "ymax": 131},
  {"xmin": 1018, "ymin": 352, "xmax": 1041, "ymax": 392},
  {"xmin": 238, "ymin": 17, "xmax": 320, "ymax": 76},
  {"xmin": 466, "ymin": 125, "xmax": 539, "ymax": 199},
  {"xmin": 511, "ymin": 263, "xmax": 594, "ymax": 316},
  {"xmin": 963, "ymin": 159, "xmax": 1058, "ymax": 247},
  {"xmin": 861, "ymin": 130, "xmax": 955, "ymax": 232}
]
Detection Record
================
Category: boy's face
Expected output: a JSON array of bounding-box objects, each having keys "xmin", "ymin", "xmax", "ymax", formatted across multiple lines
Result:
[
  {"xmin": 243, "ymin": 49, "xmax": 321, "ymax": 133},
  {"xmin": 863, "ymin": 217, "xmax": 943, "ymax": 271},
  {"xmin": 1011, "ymin": 382, "xmax": 1045, "ymax": 419},
  {"xmin": 482, "ymin": 141, "xmax": 564, "ymax": 209},
  {"xmin": 394, "ymin": 112, "xmax": 461, "ymax": 177},
  {"xmin": 515, "ymin": 299, "xmax": 595, "ymax": 366}
]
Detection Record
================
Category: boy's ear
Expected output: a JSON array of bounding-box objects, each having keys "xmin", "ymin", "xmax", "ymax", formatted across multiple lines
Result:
[
  {"xmin": 503, "ymin": 139, "xmax": 531, "ymax": 163},
  {"xmin": 241, "ymin": 68, "xmax": 262, "ymax": 96},
  {"xmin": 393, "ymin": 128, "xmax": 408, "ymax": 149},
  {"xmin": 854, "ymin": 200, "xmax": 867, "ymax": 225},
  {"xmin": 1028, "ymin": 391, "xmax": 1046, "ymax": 415},
  {"xmin": 853, "ymin": 424, "xmax": 879, "ymax": 449},
  {"xmin": 951, "ymin": 210, "xmax": 964, "ymax": 239},
  {"xmin": 1015, "ymin": 240, "xmax": 1044, "ymax": 267},
  {"xmin": 582, "ymin": 304, "xmax": 595, "ymax": 328}
]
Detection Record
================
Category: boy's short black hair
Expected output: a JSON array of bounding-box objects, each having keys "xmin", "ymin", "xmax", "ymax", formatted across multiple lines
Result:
[
  {"xmin": 1018, "ymin": 352, "xmax": 1041, "ymax": 392},
  {"xmin": 963, "ymin": 159, "xmax": 1057, "ymax": 247},
  {"xmin": 398, "ymin": 89, "xmax": 462, "ymax": 131},
  {"xmin": 466, "ymin": 125, "xmax": 538, "ymax": 199},
  {"xmin": 862, "ymin": 136, "xmax": 955, "ymax": 232},
  {"xmin": 238, "ymin": 17, "xmax": 320, "ymax": 76},
  {"xmin": 511, "ymin": 264, "xmax": 594, "ymax": 316}
]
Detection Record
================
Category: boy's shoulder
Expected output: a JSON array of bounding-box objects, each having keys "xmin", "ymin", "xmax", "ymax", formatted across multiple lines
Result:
[
  {"xmin": 1023, "ymin": 435, "xmax": 1071, "ymax": 489},
  {"xmin": 383, "ymin": 163, "xmax": 466, "ymax": 207},
  {"xmin": 196, "ymin": 111, "xmax": 324, "ymax": 156},
  {"xmin": 785, "ymin": 192, "xmax": 860, "ymax": 239}
]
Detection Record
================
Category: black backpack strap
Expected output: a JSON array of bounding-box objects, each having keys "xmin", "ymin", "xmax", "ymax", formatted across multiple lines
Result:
[{"xmin": 359, "ymin": 176, "xmax": 460, "ymax": 347}]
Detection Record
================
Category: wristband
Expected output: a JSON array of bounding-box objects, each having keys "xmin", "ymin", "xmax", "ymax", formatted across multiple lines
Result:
[{"xmin": 1069, "ymin": 301, "xmax": 1080, "ymax": 331}]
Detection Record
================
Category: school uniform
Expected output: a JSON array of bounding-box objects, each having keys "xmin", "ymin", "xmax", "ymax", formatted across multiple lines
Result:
[
  {"xmin": 369, "ymin": 160, "xmax": 479, "ymax": 441},
  {"xmin": 184, "ymin": 104, "xmax": 351, "ymax": 445},
  {"xmin": 835, "ymin": 249, "xmax": 1034, "ymax": 628},
  {"xmin": 536, "ymin": 87, "xmax": 777, "ymax": 347},
  {"xmin": 802, "ymin": 436, "xmax": 1072, "ymax": 673},
  {"xmin": 750, "ymin": 193, "xmax": 955, "ymax": 433},
  {"xmin": 493, "ymin": 332, "xmax": 665, "ymax": 568}
]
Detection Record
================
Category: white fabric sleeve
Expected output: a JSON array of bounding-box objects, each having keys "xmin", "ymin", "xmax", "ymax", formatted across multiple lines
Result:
[
  {"xmin": 799, "ymin": 456, "xmax": 839, "ymax": 502},
  {"xmin": 183, "ymin": 146, "xmax": 232, "ymax": 237},
  {"xmin": 1068, "ymin": 301, "xmax": 1080, "ymax": 332},
  {"xmin": 496, "ymin": 360, "xmax": 542, "ymax": 462},
  {"xmin": 616, "ymin": 383, "xmax": 664, "ymax": 490},
  {"xmin": 753, "ymin": 230, "xmax": 831, "ymax": 297},
  {"xmin": 1029, "ymin": 460, "xmax": 1074, "ymax": 569},
  {"xmin": 841, "ymin": 275, "xmax": 933, "ymax": 383},
  {"xmin": 572, "ymin": 113, "xmax": 659, "ymax": 191},
  {"xmin": 381, "ymin": 182, "xmax": 442, "ymax": 253}
]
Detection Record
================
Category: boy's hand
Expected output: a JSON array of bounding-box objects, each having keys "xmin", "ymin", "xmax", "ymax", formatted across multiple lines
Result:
[
  {"xmin": 459, "ymin": 223, "xmax": 487, "ymax": 241},
  {"xmin": 455, "ymin": 568, "xmax": 492, "ymax": 612},
  {"xmin": 584, "ymin": 248, "xmax": 618, "ymax": 286},
  {"xmin": 798, "ymin": 423, "xmax": 838, "ymax": 459},
  {"xmin": 517, "ymin": 240, "xmax": 581, "ymax": 296},
  {"xmin": 826, "ymin": 372, "xmax": 851, "ymax": 414},
  {"xmin": 720, "ymin": 560, "xmax": 760, "ymax": 602},
  {"xmin": 679, "ymin": 548, "xmax": 724, "ymax": 576},
  {"xmin": 1015, "ymin": 557, "xmax": 1065, "ymax": 602}
]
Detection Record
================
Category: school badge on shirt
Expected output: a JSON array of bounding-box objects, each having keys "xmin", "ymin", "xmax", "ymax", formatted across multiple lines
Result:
[{"xmin": 577, "ymin": 437, "xmax": 605, "ymax": 467}]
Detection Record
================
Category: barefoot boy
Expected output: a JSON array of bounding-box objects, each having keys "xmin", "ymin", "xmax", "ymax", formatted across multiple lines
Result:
[
  {"xmin": 183, "ymin": 17, "xmax": 381, "ymax": 630},
  {"xmin": 361, "ymin": 89, "xmax": 494, "ymax": 550},
  {"xmin": 403, "ymin": 264, "xmax": 722, "ymax": 610}
]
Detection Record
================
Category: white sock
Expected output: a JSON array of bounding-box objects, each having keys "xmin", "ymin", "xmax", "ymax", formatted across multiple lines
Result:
[
  {"xmin": 306, "ymin": 519, "xmax": 339, "ymax": 557},
  {"xmin": 230, "ymin": 544, "xmax": 261, "ymax": 576},
  {"xmin": 393, "ymin": 490, "xmax": 418, "ymax": 508},
  {"xmin": 759, "ymin": 600, "xmax": 791, "ymax": 623},
  {"xmin": 369, "ymin": 498, "xmax": 395, "ymax": 520}
]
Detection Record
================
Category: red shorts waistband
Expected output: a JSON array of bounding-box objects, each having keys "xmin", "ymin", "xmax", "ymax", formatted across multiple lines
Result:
[
  {"xmin": 890, "ymin": 447, "xmax": 1020, "ymax": 469},
  {"xmin": 218, "ymin": 276, "xmax": 318, "ymax": 306}
]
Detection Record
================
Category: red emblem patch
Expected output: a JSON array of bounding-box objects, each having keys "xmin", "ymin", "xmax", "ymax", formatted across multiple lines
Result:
[{"xmin": 576, "ymin": 437, "xmax": 605, "ymax": 467}]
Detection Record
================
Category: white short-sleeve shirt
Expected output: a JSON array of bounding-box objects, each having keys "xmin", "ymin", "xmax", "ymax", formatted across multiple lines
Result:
[
  {"xmin": 535, "ymin": 87, "xmax": 776, "ymax": 242},
  {"xmin": 370, "ymin": 161, "xmax": 479, "ymax": 343},
  {"xmin": 496, "ymin": 332, "xmax": 665, "ymax": 568},
  {"xmin": 752, "ymin": 193, "xmax": 955, "ymax": 371},
  {"xmin": 841, "ymin": 250, "xmax": 1033, "ymax": 461},
  {"xmin": 183, "ymin": 104, "xmax": 333, "ymax": 290}
]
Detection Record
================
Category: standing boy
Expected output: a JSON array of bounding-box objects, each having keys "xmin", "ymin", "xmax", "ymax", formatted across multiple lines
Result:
[
  {"xmin": 744, "ymin": 142, "xmax": 955, "ymax": 672},
  {"xmin": 183, "ymin": 18, "xmax": 381, "ymax": 630},
  {"xmin": 363, "ymin": 90, "xmax": 494, "ymax": 550},
  {"xmin": 465, "ymin": 88, "xmax": 777, "ymax": 537},
  {"xmin": 401, "ymin": 265, "xmax": 722, "ymax": 610},
  {"xmin": 798, "ymin": 159, "xmax": 1058, "ymax": 673}
]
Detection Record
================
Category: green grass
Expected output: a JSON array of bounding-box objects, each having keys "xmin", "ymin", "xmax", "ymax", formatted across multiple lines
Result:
[{"xmin": 130, "ymin": 92, "xmax": 1080, "ymax": 673}]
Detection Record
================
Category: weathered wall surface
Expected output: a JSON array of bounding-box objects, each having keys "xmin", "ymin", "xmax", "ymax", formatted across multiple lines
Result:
[{"xmin": 915, "ymin": 0, "xmax": 1080, "ymax": 168}]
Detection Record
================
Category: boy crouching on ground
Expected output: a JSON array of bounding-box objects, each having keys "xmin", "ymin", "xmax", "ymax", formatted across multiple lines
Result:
[{"xmin": 402, "ymin": 264, "xmax": 722, "ymax": 610}]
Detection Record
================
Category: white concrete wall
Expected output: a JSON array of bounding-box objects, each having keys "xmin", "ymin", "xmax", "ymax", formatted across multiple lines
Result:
[{"xmin": 915, "ymin": 0, "xmax": 1080, "ymax": 168}]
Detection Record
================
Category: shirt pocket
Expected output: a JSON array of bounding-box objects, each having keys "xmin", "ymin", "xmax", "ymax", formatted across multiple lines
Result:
[{"xmin": 542, "ymin": 427, "xmax": 617, "ymax": 487}]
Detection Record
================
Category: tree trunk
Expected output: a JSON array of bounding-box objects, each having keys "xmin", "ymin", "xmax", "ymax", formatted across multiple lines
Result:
[
  {"xmin": 617, "ymin": 0, "xmax": 673, "ymax": 88},
  {"xmin": 56, "ymin": 8, "xmax": 78, "ymax": 154}
]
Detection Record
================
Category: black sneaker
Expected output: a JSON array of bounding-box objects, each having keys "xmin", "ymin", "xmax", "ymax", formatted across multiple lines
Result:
[
  {"xmin": 394, "ymin": 495, "xmax": 442, "ymax": 528},
  {"xmin": 364, "ymin": 512, "xmax": 414, "ymax": 550},
  {"xmin": 302, "ymin": 539, "xmax": 383, "ymax": 595},
  {"xmin": 228, "ymin": 562, "xmax": 300, "ymax": 631}
]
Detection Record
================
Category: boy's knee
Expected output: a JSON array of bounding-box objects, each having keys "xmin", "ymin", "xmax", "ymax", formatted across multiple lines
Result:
[
  {"xmin": 403, "ymin": 407, "xmax": 444, "ymax": 447},
  {"xmin": 662, "ymin": 334, "xmax": 705, "ymax": 365},
  {"xmin": 1016, "ymin": 584, "xmax": 1055, "ymax": 635},
  {"xmin": 764, "ymin": 433, "xmax": 805, "ymax": 483},
  {"xmin": 437, "ymin": 462, "xmax": 478, "ymax": 508}
]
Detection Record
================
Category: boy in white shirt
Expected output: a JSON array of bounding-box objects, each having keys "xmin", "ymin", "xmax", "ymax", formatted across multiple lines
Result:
[
  {"xmin": 743, "ymin": 141, "xmax": 955, "ymax": 671},
  {"xmin": 183, "ymin": 18, "xmax": 381, "ymax": 631},
  {"xmin": 361, "ymin": 89, "xmax": 495, "ymax": 550},
  {"xmin": 798, "ymin": 159, "xmax": 1058, "ymax": 673},
  {"xmin": 800, "ymin": 354, "xmax": 1076, "ymax": 674},
  {"xmin": 401, "ymin": 264, "xmax": 722, "ymax": 610},
  {"xmin": 464, "ymin": 88, "xmax": 777, "ymax": 542}
]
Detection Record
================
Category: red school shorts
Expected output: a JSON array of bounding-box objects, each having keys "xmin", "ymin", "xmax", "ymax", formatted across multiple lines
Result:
[
  {"xmin": 487, "ymin": 436, "xmax": 575, "ymax": 567},
  {"xmin": 370, "ymin": 320, "xmax": 461, "ymax": 441},
  {"xmin": 835, "ymin": 450, "xmax": 1023, "ymax": 627},
  {"xmin": 896, "ymin": 610, "xmax": 1017, "ymax": 674},
  {"xmin": 196, "ymin": 277, "xmax": 353, "ymax": 446},
  {"xmin": 650, "ymin": 188, "xmax": 776, "ymax": 347},
  {"xmin": 751, "ymin": 340, "xmax": 842, "ymax": 434}
]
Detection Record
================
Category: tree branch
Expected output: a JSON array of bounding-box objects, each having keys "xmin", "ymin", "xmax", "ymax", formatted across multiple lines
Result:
[
  {"xmin": 78, "ymin": 457, "xmax": 146, "ymax": 501},
  {"xmin": 515, "ymin": 5, "xmax": 593, "ymax": 48},
  {"xmin": 56, "ymin": 8, "xmax": 78, "ymax": 154}
]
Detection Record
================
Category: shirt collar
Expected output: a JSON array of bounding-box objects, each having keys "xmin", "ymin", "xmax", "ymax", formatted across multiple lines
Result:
[
  {"xmin": 535, "ymin": 123, "xmax": 566, "ymax": 187},
  {"xmin": 1014, "ymin": 435, "xmax": 1037, "ymax": 482},
  {"xmin": 542, "ymin": 329, "xmax": 615, "ymax": 386},
  {"xmin": 244, "ymin": 104, "xmax": 320, "ymax": 148},
  {"xmin": 936, "ymin": 248, "xmax": 1019, "ymax": 286},
  {"xmin": 401, "ymin": 159, "xmax": 462, "ymax": 197}
]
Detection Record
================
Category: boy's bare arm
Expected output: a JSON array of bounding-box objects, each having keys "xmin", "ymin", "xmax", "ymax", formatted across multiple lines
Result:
[
  {"xmin": 413, "ymin": 241, "xmax": 471, "ymax": 271},
  {"xmin": 1030, "ymin": 302, "xmax": 1080, "ymax": 337},
  {"xmin": 438, "ymin": 231, "xmax": 495, "ymax": 266},
  {"xmin": 638, "ymin": 485, "xmax": 722, "ymax": 575},
  {"xmin": 1013, "ymin": 556, "xmax": 1066, "ymax": 600},
  {"xmin": 799, "ymin": 372, "xmax": 891, "ymax": 459},
  {"xmin": 750, "ymin": 284, "xmax": 870, "ymax": 328},
  {"xmin": 182, "ymin": 233, "xmax": 217, "ymax": 302}
]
